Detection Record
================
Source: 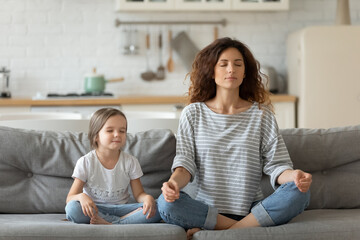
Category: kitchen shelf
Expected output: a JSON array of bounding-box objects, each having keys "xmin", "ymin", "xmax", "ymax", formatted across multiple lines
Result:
[
  {"xmin": 0, "ymin": 96, "xmax": 187, "ymax": 107},
  {"xmin": 115, "ymin": 19, "xmax": 227, "ymax": 27},
  {"xmin": 115, "ymin": 0, "xmax": 289, "ymax": 12}
]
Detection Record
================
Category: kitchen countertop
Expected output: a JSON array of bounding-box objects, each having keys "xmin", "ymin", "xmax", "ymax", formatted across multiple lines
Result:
[{"xmin": 0, "ymin": 95, "xmax": 296, "ymax": 106}]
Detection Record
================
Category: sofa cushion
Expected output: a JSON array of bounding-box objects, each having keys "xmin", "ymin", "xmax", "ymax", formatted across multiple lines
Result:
[
  {"xmin": 193, "ymin": 209, "xmax": 360, "ymax": 240},
  {"xmin": 0, "ymin": 127, "xmax": 90, "ymax": 214},
  {"xmin": 0, "ymin": 214, "xmax": 186, "ymax": 240},
  {"xmin": 123, "ymin": 129, "xmax": 176, "ymax": 201},
  {"xmin": 0, "ymin": 126, "xmax": 175, "ymax": 214},
  {"xmin": 279, "ymin": 125, "xmax": 360, "ymax": 209}
]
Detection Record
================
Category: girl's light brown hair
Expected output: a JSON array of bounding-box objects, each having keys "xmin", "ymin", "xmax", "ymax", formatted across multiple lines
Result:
[
  {"xmin": 187, "ymin": 37, "xmax": 271, "ymax": 108},
  {"xmin": 88, "ymin": 108, "xmax": 127, "ymax": 149}
]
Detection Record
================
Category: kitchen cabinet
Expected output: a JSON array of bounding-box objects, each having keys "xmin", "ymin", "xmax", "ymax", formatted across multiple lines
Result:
[
  {"xmin": 0, "ymin": 95, "xmax": 296, "ymax": 128},
  {"xmin": 232, "ymin": 0, "xmax": 289, "ymax": 11},
  {"xmin": 123, "ymin": 102, "xmax": 295, "ymax": 128},
  {"xmin": 30, "ymin": 106, "xmax": 121, "ymax": 119},
  {"xmin": 29, "ymin": 104, "xmax": 183, "ymax": 120},
  {"xmin": 273, "ymin": 101, "xmax": 295, "ymax": 129},
  {"xmin": 0, "ymin": 106, "xmax": 30, "ymax": 114},
  {"xmin": 115, "ymin": 0, "xmax": 174, "ymax": 11},
  {"xmin": 121, "ymin": 104, "xmax": 184, "ymax": 119},
  {"xmin": 174, "ymin": 0, "xmax": 232, "ymax": 11},
  {"xmin": 115, "ymin": 0, "xmax": 289, "ymax": 11}
]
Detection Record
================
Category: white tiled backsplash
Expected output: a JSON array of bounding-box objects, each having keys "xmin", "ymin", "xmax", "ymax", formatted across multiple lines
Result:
[{"xmin": 0, "ymin": 0, "xmax": 359, "ymax": 98}]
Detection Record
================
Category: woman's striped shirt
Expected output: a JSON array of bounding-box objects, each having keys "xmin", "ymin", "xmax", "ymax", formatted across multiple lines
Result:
[{"xmin": 172, "ymin": 102, "xmax": 293, "ymax": 216}]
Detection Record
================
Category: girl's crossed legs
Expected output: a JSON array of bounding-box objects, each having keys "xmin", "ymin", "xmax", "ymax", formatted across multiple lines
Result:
[{"xmin": 65, "ymin": 201, "xmax": 162, "ymax": 224}]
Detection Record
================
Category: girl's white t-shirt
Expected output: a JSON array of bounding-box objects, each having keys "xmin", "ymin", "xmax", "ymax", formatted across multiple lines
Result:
[{"xmin": 72, "ymin": 150, "xmax": 143, "ymax": 204}]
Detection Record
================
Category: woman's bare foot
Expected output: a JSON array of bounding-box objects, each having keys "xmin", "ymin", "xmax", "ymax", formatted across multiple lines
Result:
[
  {"xmin": 90, "ymin": 215, "xmax": 112, "ymax": 225},
  {"xmin": 187, "ymin": 228, "xmax": 201, "ymax": 240}
]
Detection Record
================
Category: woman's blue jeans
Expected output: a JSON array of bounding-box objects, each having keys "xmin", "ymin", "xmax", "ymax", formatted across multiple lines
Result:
[
  {"xmin": 65, "ymin": 200, "xmax": 162, "ymax": 224},
  {"xmin": 157, "ymin": 181, "xmax": 310, "ymax": 229}
]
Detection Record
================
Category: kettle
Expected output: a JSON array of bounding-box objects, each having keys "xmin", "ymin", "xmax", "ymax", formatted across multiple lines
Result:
[
  {"xmin": 261, "ymin": 66, "xmax": 281, "ymax": 94},
  {"xmin": 0, "ymin": 67, "xmax": 11, "ymax": 98}
]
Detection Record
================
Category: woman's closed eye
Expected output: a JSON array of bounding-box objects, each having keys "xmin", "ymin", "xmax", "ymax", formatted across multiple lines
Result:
[{"xmin": 220, "ymin": 64, "xmax": 242, "ymax": 67}]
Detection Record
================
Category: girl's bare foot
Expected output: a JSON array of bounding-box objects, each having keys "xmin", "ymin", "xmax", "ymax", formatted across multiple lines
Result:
[
  {"xmin": 90, "ymin": 215, "xmax": 112, "ymax": 225},
  {"xmin": 228, "ymin": 213, "xmax": 260, "ymax": 229},
  {"xmin": 120, "ymin": 207, "xmax": 142, "ymax": 219},
  {"xmin": 186, "ymin": 228, "xmax": 201, "ymax": 240}
]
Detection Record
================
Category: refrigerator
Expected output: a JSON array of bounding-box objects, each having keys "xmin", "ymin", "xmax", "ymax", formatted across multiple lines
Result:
[{"xmin": 287, "ymin": 26, "xmax": 360, "ymax": 128}]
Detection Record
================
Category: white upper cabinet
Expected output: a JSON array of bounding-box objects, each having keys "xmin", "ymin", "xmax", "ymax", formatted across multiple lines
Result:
[
  {"xmin": 115, "ymin": 0, "xmax": 175, "ymax": 11},
  {"xmin": 115, "ymin": 0, "xmax": 289, "ymax": 11},
  {"xmin": 175, "ymin": 0, "xmax": 232, "ymax": 11},
  {"xmin": 232, "ymin": 0, "xmax": 289, "ymax": 11}
]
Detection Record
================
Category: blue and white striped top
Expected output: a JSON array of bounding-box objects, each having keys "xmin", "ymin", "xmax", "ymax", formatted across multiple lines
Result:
[{"xmin": 172, "ymin": 102, "xmax": 293, "ymax": 216}]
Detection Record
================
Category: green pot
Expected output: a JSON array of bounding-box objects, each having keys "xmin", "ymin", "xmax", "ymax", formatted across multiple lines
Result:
[
  {"xmin": 84, "ymin": 70, "xmax": 124, "ymax": 94},
  {"xmin": 85, "ymin": 75, "xmax": 106, "ymax": 94}
]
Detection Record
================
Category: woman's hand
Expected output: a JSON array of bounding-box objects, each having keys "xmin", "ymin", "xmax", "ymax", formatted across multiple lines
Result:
[
  {"xmin": 79, "ymin": 193, "xmax": 98, "ymax": 218},
  {"xmin": 161, "ymin": 180, "xmax": 180, "ymax": 202},
  {"xmin": 161, "ymin": 167, "xmax": 191, "ymax": 202},
  {"xmin": 142, "ymin": 194, "xmax": 156, "ymax": 219},
  {"xmin": 277, "ymin": 169, "xmax": 312, "ymax": 193},
  {"xmin": 292, "ymin": 169, "xmax": 312, "ymax": 193}
]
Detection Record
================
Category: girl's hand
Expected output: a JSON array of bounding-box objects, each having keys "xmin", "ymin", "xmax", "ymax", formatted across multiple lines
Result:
[
  {"xmin": 79, "ymin": 193, "xmax": 98, "ymax": 218},
  {"xmin": 142, "ymin": 195, "xmax": 156, "ymax": 219},
  {"xmin": 293, "ymin": 169, "xmax": 312, "ymax": 193}
]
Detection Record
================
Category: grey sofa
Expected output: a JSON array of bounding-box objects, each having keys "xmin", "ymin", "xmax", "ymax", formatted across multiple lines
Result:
[{"xmin": 1, "ymin": 124, "xmax": 360, "ymax": 240}]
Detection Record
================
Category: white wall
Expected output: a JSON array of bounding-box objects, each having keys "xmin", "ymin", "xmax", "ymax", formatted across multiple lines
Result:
[{"xmin": 1, "ymin": 0, "xmax": 360, "ymax": 98}]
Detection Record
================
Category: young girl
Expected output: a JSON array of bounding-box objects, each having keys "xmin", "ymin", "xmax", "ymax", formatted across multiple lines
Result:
[{"xmin": 65, "ymin": 108, "xmax": 162, "ymax": 225}]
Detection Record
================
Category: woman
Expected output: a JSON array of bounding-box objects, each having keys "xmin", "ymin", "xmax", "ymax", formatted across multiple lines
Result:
[{"xmin": 157, "ymin": 37, "xmax": 312, "ymax": 237}]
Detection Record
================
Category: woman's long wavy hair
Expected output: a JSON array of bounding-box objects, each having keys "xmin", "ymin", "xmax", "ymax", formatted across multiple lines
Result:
[{"xmin": 187, "ymin": 37, "xmax": 271, "ymax": 108}]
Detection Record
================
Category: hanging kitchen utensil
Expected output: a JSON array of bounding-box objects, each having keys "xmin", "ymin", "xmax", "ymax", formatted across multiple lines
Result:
[
  {"xmin": 84, "ymin": 68, "xmax": 124, "ymax": 94},
  {"xmin": 214, "ymin": 26, "xmax": 219, "ymax": 41},
  {"xmin": 129, "ymin": 27, "xmax": 139, "ymax": 55},
  {"xmin": 121, "ymin": 28, "xmax": 130, "ymax": 55},
  {"xmin": 171, "ymin": 31, "xmax": 199, "ymax": 72},
  {"xmin": 141, "ymin": 33, "xmax": 156, "ymax": 81},
  {"xmin": 156, "ymin": 32, "xmax": 165, "ymax": 80},
  {"xmin": 166, "ymin": 30, "xmax": 174, "ymax": 72},
  {"xmin": 0, "ymin": 67, "xmax": 11, "ymax": 98}
]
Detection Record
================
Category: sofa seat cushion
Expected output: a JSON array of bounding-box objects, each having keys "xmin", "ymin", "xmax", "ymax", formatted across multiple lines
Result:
[
  {"xmin": 0, "ymin": 214, "xmax": 186, "ymax": 240},
  {"xmin": 193, "ymin": 209, "xmax": 360, "ymax": 240}
]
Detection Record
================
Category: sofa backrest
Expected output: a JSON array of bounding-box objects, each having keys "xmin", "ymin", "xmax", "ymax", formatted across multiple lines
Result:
[
  {"xmin": 0, "ymin": 126, "xmax": 175, "ymax": 214},
  {"xmin": 261, "ymin": 125, "xmax": 360, "ymax": 210},
  {"xmin": 2, "ymin": 124, "xmax": 359, "ymax": 214}
]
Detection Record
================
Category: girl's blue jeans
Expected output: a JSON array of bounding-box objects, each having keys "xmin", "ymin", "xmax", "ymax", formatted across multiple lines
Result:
[
  {"xmin": 65, "ymin": 201, "xmax": 162, "ymax": 224},
  {"xmin": 157, "ymin": 181, "xmax": 310, "ymax": 229}
]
